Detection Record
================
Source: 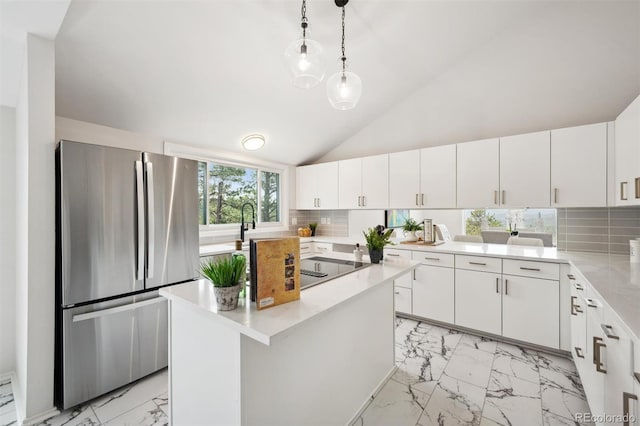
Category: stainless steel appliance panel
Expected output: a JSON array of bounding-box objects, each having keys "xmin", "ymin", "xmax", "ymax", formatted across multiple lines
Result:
[
  {"xmin": 143, "ymin": 153, "xmax": 199, "ymax": 289},
  {"xmin": 61, "ymin": 292, "xmax": 168, "ymax": 409},
  {"xmin": 60, "ymin": 141, "xmax": 144, "ymax": 306}
]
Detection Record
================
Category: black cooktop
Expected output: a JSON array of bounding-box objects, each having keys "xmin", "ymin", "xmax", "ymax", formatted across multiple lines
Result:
[{"xmin": 299, "ymin": 256, "xmax": 371, "ymax": 290}]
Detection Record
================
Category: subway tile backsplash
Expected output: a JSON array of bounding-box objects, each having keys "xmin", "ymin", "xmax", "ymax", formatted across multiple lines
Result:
[
  {"xmin": 557, "ymin": 206, "xmax": 640, "ymax": 255},
  {"xmin": 289, "ymin": 210, "xmax": 349, "ymax": 237}
]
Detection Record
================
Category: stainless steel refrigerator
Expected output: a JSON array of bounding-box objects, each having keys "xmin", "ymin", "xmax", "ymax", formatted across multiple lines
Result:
[{"xmin": 55, "ymin": 140, "xmax": 199, "ymax": 409}]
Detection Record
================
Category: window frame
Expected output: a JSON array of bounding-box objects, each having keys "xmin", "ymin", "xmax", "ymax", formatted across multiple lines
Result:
[{"xmin": 164, "ymin": 142, "xmax": 290, "ymax": 237}]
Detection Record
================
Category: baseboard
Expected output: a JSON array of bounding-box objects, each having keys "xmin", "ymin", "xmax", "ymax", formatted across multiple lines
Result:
[
  {"xmin": 21, "ymin": 407, "xmax": 60, "ymax": 426},
  {"xmin": 3, "ymin": 372, "xmax": 60, "ymax": 426},
  {"xmin": 346, "ymin": 365, "xmax": 398, "ymax": 426}
]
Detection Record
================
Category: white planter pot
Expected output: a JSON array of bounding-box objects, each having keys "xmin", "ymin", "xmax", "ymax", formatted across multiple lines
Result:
[
  {"xmin": 213, "ymin": 284, "xmax": 241, "ymax": 311},
  {"xmin": 403, "ymin": 230, "xmax": 418, "ymax": 242}
]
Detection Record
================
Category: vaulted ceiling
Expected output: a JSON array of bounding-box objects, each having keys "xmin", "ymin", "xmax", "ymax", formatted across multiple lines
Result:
[{"xmin": 20, "ymin": 1, "xmax": 640, "ymax": 165}]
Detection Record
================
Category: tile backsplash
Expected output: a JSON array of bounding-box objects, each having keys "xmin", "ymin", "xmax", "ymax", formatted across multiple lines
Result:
[
  {"xmin": 289, "ymin": 210, "xmax": 349, "ymax": 237},
  {"xmin": 557, "ymin": 206, "xmax": 640, "ymax": 254}
]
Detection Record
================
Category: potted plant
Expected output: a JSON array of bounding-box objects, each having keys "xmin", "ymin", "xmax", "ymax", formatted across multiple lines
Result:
[
  {"xmin": 200, "ymin": 255, "xmax": 247, "ymax": 311},
  {"xmin": 309, "ymin": 222, "xmax": 318, "ymax": 237},
  {"xmin": 363, "ymin": 226, "xmax": 393, "ymax": 264},
  {"xmin": 402, "ymin": 218, "xmax": 423, "ymax": 242}
]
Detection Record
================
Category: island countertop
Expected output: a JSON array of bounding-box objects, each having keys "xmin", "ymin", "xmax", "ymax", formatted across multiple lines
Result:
[{"xmin": 160, "ymin": 254, "xmax": 419, "ymax": 346}]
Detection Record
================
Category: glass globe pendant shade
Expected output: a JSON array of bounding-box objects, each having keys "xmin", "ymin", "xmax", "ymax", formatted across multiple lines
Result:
[
  {"xmin": 284, "ymin": 38, "xmax": 324, "ymax": 89},
  {"xmin": 326, "ymin": 71, "xmax": 362, "ymax": 110}
]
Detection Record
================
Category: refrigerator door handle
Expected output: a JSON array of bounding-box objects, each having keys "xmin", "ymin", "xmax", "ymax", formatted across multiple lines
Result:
[
  {"xmin": 135, "ymin": 161, "xmax": 145, "ymax": 281},
  {"xmin": 145, "ymin": 161, "xmax": 155, "ymax": 279},
  {"xmin": 72, "ymin": 297, "xmax": 165, "ymax": 323}
]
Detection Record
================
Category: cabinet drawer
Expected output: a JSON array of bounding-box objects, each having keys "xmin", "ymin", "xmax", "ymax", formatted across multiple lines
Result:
[
  {"xmin": 300, "ymin": 244, "xmax": 312, "ymax": 255},
  {"xmin": 385, "ymin": 248, "xmax": 411, "ymax": 260},
  {"xmin": 314, "ymin": 242, "xmax": 333, "ymax": 253},
  {"xmin": 503, "ymin": 259, "xmax": 559, "ymax": 280},
  {"xmin": 412, "ymin": 251, "xmax": 454, "ymax": 268},
  {"xmin": 455, "ymin": 255, "xmax": 501, "ymax": 273}
]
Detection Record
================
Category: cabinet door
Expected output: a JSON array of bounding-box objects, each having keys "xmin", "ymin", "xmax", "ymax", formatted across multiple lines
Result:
[
  {"xmin": 420, "ymin": 145, "xmax": 456, "ymax": 208},
  {"xmin": 296, "ymin": 165, "xmax": 317, "ymax": 209},
  {"xmin": 361, "ymin": 154, "xmax": 389, "ymax": 209},
  {"xmin": 413, "ymin": 265, "xmax": 454, "ymax": 324},
  {"xmin": 502, "ymin": 275, "xmax": 559, "ymax": 349},
  {"xmin": 500, "ymin": 131, "xmax": 550, "ymax": 208},
  {"xmin": 551, "ymin": 123, "xmax": 607, "ymax": 207},
  {"xmin": 389, "ymin": 150, "xmax": 421, "ymax": 208},
  {"xmin": 394, "ymin": 286, "xmax": 412, "ymax": 314},
  {"xmin": 583, "ymin": 291, "xmax": 606, "ymax": 417},
  {"xmin": 315, "ymin": 162, "xmax": 339, "ymax": 209},
  {"xmin": 454, "ymin": 269, "xmax": 502, "ymax": 335},
  {"xmin": 338, "ymin": 158, "xmax": 362, "ymax": 209},
  {"xmin": 615, "ymin": 95, "xmax": 640, "ymax": 206},
  {"xmin": 457, "ymin": 138, "xmax": 500, "ymax": 208}
]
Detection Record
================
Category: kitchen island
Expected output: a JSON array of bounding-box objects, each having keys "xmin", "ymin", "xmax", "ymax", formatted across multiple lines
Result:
[{"xmin": 160, "ymin": 254, "xmax": 418, "ymax": 426}]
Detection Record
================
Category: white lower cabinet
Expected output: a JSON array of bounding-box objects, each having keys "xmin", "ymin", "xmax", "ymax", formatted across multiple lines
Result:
[
  {"xmin": 413, "ymin": 264, "xmax": 454, "ymax": 324},
  {"xmin": 501, "ymin": 274, "xmax": 559, "ymax": 349},
  {"xmin": 454, "ymin": 269, "xmax": 502, "ymax": 336},
  {"xmin": 388, "ymin": 248, "xmax": 412, "ymax": 314},
  {"xmin": 394, "ymin": 286, "xmax": 412, "ymax": 315}
]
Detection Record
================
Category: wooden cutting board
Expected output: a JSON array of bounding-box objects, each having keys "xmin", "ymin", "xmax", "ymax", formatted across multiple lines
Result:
[{"xmin": 399, "ymin": 240, "xmax": 445, "ymax": 246}]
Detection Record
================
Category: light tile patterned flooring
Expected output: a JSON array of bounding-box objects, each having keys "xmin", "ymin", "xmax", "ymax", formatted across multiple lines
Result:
[
  {"xmin": 0, "ymin": 317, "xmax": 590, "ymax": 426},
  {"xmin": 352, "ymin": 318, "xmax": 591, "ymax": 426}
]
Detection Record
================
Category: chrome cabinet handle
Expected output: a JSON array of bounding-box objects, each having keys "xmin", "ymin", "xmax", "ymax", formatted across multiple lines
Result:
[
  {"xmin": 496, "ymin": 277, "xmax": 499, "ymax": 294},
  {"xmin": 135, "ymin": 161, "xmax": 145, "ymax": 281},
  {"xmin": 362, "ymin": 195, "xmax": 366, "ymax": 206},
  {"xmin": 571, "ymin": 296, "xmax": 578, "ymax": 316},
  {"xmin": 415, "ymin": 193, "xmax": 419, "ymax": 206},
  {"xmin": 636, "ymin": 177, "xmax": 640, "ymax": 199},
  {"xmin": 469, "ymin": 261, "xmax": 487, "ymax": 266},
  {"xmin": 601, "ymin": 324, "xmax": 620, "ymax": 340},
  {"xmin": 357, "ymin": 196, "xmax": 361, "ymax": 207},
  {"xmin": 73, "ymin": 297, "xmax": 165, "ymax": 322},
  {"xmin": 421, "ymin": 193, "xmax": 425, "ymax": 205},
  {"xmin": 424, "ymin": 257, "xmax": 440, "ymax": 261},
  {"xmin": 554, "ymin": 188, "xmax": 559, "ymax": 204},
  {"xmin": 575, "ymin": 306, "xmax": 583, "ymax": 313},
  {"xmin": 502, "ymin": 190, "xmax": 506, "ymax": 205},
  {"xmin": 585, "ymin": 298, "xmax": 598, "ymax": 308},
  {"xmin": 593, "ymin": 336, "xmax": 606, "ymax": 373},
  {"xmin": 504, "ymin": 279, "xmax": 509, "ymax": 295},
  {"xmin": 574, "ymin": 347, "xmax": 584, "ymax": 359},
  {"xmin": 635, "ymin": 373, "xmax": 640, "ymax": 384},
  {"xmin": 567, "ymin": 274, "xmax": 575, "ymax": 280},
  {"xmin": 520, "ymin": 267, "xmax": 541, "ymax": 272},
  {"xmin": 300, "ymin": 245, "xmax": 310, "ymax": 249},
  {"xmin": 623, "ymin": 392, "xmax": 637, "ymax": 426},
  {"xmin": 317, "ymin": 198, "xmax": 320, "ymax": 208},
  {"xmin": 494, "ymin": 190, "xmax": 498, "ymax": 205},
  {"xmin": 621, "ymin": 181, "xmax": 628, "ymax": 200},
  {"xmin": 574, "ymin": 283, "xmax": 584, "ymax": 291},
  {"xmin": 387, "ymin": 253, "xmax": 400, "ymax": 257},
  {"xmin": 145, "ymin": 161, "xmax": 155, "ymax": 279},
  {"xmin": 395, "ymin": 291, "xmax": 400, "ymax": 295}
]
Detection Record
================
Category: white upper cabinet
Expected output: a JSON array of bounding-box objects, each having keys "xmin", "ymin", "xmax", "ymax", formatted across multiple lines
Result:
[
  {"xmin": 551, "ymin": 122, "xmax": 608, "ymax": 207},
  {"xmin": 500, "ymin": 131, "xmax": 550, "ymax": 208},
  {"xmin": 420, "ymin": 145, "xmax": 457, "ymax": 208},
  {"xmin": 389, "ymin": 150, "xmax": 421, "ymax": 208},
  {"xmin": 338, "ymin": 154, "xmax": 389, "ymax": 209},
  {"xmin": 615, "ymin": 95, "xmax": 640, "ymax": 205},
  {"xmin": 296, "ymin": 162, "xmax": 339, "ymax": 210},
  {"xmin": 457, "ymin": 138, "xmax": 500, "ymax": 208}
]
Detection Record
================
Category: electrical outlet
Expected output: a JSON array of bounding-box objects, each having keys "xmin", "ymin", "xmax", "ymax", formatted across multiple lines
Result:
[
  {"xmin": 291, "ymin": 217, "xmax": 297, "ymax": 225},
  {"xmin": 326, "ymin": 217, "xmax": 331, "ymax": 224},
  {"xmin": 320, "ymin": 217, "xmax": 327, "ymax": 225}
]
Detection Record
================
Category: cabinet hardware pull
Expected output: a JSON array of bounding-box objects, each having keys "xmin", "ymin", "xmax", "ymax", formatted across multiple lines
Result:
[
  {"xmin": 574, "ymin": 347, "xmax": 584, "ymax": 359},
  {"xmin": 424, "ymin": 257, "xmax": 440, "ymax": 261},
  {"xmin": 636, "ymin": 177, "xmax": 640, "ymax": 199},
  {"xmin": 421, "ymin": 193, "xmax": 425, "ymax": 205},
  {"xmin": 504, "ymin": 279, "xmax": 509, "ymax": 295},
  {"xmin": 496, "ymin": 277, "xmax": 499, "ymax": 294},
  {"xmin": 317, "ymin": 198, "xmax": 320, "ymax": 208},
  {"xmin": 469, "ymin": 261, "xmax": 487, "ymax": 266},
  {"xmin": 362, "ymin": 196, "xmax": 366, "ymax": 206},
  {"xmin": 634, "ymin": 372, "xmax": 640, "ymax": 384},
  {"xmin": 585, "ymin": 298, "xmax": 598, "ymax": 308},
  {"xmin": 502, "ymin": 190, "xmax": 506, "ymax": 205},
  {"xmin": 520, "ymin": 267, "xmax": 541, "ymax": 272},
  {"xmin": 300, "ymin": 246, "xmax": 309, "ymax": 249},
  {"xmin": 621, "ymin": 181, "xmax": 628, "ymax": 201},
  {"xmin": 567, "ymin": 274, "xmax": 575, "ymax": 280},
  {"xmin": 387, "ymin": 253, "xmax": 400, "ymax": 257},
  {"xmin": 413, "ymin": 269, "xmax": 416, "ymax": 280},
  {"xmin": 623, "ymin": 392, "xmax": 637, "ymax": 426},
  {"xmin": 593, "ymin": 336, "xmax": 607, "ymax": 373},
  {"xmin": 575, "ymin": 283, "xmax": 584, "ymax": 291},
  {"xmin": 416, "ymin": 193, "xmax": 419, "ymax": 206},
  {"xmin": 554, "ymin": 188, "xmax": 559, "ymax": 204},
  {"xmin": 600, "ymin": 324, "xmax": 620, "ymax": 340},
  {"xmin": 575, "ymin": 306, "xmax": 583, "ymax": 313},
  {"xmin": 395, "ymin": 291, "xmax": 400, "ymax": 295},
  {"xmin": 357, "ymin": 196, "xmax": 361, "ymax": 207},
  {"xmin": 571, "ymin": 296, "xmax": 578, "ymax": 316},
  {"xmin": 494, "ymin": 190, "xmax": 498, "ymax": 205}
]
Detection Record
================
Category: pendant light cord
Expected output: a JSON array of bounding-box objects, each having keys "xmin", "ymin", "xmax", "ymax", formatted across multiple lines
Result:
[
  {"xmin": 301, "ymin": 0, "xmax": 308, "ymax": 39},
  {"xmin": 341, "ymin": 6, "xmax": 346, "ymax": 74}
]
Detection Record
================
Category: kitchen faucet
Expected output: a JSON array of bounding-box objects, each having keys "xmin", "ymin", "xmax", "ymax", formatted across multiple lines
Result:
[{"xmin": 240, "ymin": 202, "xmax": 256, "ymax": 242}]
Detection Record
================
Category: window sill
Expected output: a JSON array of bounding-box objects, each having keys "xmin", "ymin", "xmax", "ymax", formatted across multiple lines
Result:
[{"xmin": 199, "ymin": 226, "xmax": 292, "ymax": 246}]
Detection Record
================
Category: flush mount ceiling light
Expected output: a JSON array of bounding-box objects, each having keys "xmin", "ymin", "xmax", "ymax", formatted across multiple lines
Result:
[
  {"xmin": 284, "ymin": 0, "xmax": 324, "ymax": 89},
  {"xmin": 241, "ymin": 134, "xmax": 265, "ymax": 151},
  {"xmin": 326, "ymin": 0, "xmax": 362, "ymax": 110}
]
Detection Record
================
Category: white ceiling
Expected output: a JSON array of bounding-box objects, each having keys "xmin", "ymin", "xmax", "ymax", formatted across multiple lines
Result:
[{"xmin": 13, "ymin": 0, "xmax": 640, "ymax": 165}]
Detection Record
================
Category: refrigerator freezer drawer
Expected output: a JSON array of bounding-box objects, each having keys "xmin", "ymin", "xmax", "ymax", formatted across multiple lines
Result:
[{"xmin": 59, "ymin": 294, "xmax": 168, "ymax": 409}]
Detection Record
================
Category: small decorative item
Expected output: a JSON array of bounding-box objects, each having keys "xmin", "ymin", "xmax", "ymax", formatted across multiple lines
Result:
[
  {"xmin": 402, "ymin": 218, "xmax": 423, "ymax": 242},
  {"xmin": 353, "ymin": 243, "xmax": 363, "ymax": 262},
  {"xmin": 506, "ymin": 209, "xmax": 524, "ymax": 237},
  {"xmin": 200, "ymin": 255, "xmax": 247, "ymax": 311},
  {"xmin": 363, "ymin": 226, "xmax": 393, "ymax": 264},
  {"xmin": 309, "ymin": 222, "xmax": 318, "ymax": 236},
  {"xmin": 297, "ymin": 227, "xmax": 312, "ymax": 237}
]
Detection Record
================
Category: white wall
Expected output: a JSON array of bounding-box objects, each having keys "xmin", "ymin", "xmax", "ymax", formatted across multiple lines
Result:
[
  {"xmin": 14, "ymin": 34, "xmax": 57, "ymax": 424},
  {"xmin": 0, "ymin": 106, "xmax": 16, "ymax": 375},
  {"xmin": 348, "ymin": 210, "xmax": 385, "ymax": 239}
]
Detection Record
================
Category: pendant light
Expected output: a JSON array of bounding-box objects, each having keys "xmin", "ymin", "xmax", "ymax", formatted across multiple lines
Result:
[
  {"xmin": 284, "ymin": 0, "xmax": 324, "ymax": 89},
  {"xmin": 326, "ymin": 0, "xmax": 362, "ymax": 110}
]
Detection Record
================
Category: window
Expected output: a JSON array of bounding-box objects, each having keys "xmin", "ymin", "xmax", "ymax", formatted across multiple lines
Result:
[
  {"xmin": 462, "ymin": 208, "xmax": 558, "ymax": 245},
  {"xmin": 197, "ymin": 161, "xmax": 282, "ymax": 227}
]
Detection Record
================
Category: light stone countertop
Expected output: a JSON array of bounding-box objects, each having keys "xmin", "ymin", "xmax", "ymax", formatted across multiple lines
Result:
[{"xmin": 161, "ymin": 252, "xmax": 419, "ymax": 346}]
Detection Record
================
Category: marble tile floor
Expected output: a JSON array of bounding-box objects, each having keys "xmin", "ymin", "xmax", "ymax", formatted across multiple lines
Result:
[
  {"xmin": 0, "ymin": 369, "xmax": 168, "ymax": 426},
  {"xmin": 353, "ymin": 317, "xmax": 592, "ymax": 426}
]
